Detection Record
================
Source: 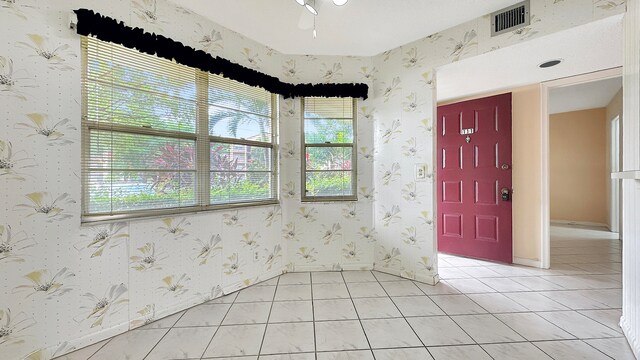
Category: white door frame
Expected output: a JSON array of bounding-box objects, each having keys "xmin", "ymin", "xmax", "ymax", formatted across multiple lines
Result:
[
  {"xmin": 539, "ymin": 67, "xmax": 622, "ymax": 269},
  {"xmin": 611, "ymin": 115, "xmax": 621, "ymax": 234}
]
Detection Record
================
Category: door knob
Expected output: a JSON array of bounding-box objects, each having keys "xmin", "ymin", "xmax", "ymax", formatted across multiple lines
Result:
[
  {"xmin": 501, "ymin": 164, "xmax": 510, "ymax": 170},
  {"xmin": 501, "ymin": 188, "xmax": 511, "ymax": 201}
]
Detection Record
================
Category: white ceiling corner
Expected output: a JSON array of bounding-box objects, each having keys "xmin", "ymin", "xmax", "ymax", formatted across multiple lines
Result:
[
  {"xmin": 169, "ymin": 0, "xmax": 524, "ymax": 56},
  {"xmin": 549, "ymin": 77, "xmax": 622, "ymax": 114},
  {"xmin": 436, "ymin": 15, "xmax": 623, "ymax": 103}
]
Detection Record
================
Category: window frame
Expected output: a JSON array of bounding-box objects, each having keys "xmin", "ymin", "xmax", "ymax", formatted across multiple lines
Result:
[
  {"xmin": 300, "ymin": 97, "xmax": 358, "ymax": 202},
  {"xmin": 80, "ymin": 36, "xmax": 278, "ymax": 223}
]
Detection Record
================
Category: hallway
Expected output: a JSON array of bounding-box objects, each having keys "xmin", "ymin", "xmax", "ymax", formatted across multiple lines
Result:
[{"xmin": 58, "ymin": 225, "xmax": 633, "ymax": 359}]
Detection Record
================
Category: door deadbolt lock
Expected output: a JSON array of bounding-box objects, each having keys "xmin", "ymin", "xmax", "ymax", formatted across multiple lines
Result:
[
  {"xmin": 501, "ymin": 164, "xmax": 510, "ymax": 170},
  {"xmin": 501, "ymin": 188, "xmax": 511, "ymax": 201}
]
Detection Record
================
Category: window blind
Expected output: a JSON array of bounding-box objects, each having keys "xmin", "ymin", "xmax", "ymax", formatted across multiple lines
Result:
[
  {"xmin": 207, "ymin": 71, "xmax": 277, "ymax": 206},
  {"xmin": 302, "ymin": 97, "xmax": 357, "ymax": 201},
  {"xmin": 81, "ymin": 36, "xmax": 277, "ymax": 221}
]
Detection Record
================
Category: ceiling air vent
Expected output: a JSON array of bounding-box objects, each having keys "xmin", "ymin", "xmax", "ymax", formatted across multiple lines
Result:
[{"xmin": 491, "ymin": 0, "xmax": 530, "ymax": 37}]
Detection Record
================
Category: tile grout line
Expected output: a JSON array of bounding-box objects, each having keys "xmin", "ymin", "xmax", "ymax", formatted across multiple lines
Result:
[
  {"xmin": 453, "ymin": 281, "xmax": 580, "ymax": 344},
  {"xmin": 90, "ymin": 299, "xmax": 194, "ymax": 359},
  {"xmin": 535, "ymin": 291, "xmax": 613, "ymax": 311},
  {"xmin": 413, "ymin": 274, "xmax": 496, "ymax": 359},
  {"xmin": 84, "ymin": 336, "xmax": 115, "ymax": 359},
  {"xmin": 341, "ymin": 271, "xmax": 376, "ymax": 359},
  {"xmin": 438, "ymin": 273, "xmax": 594, "ymax": 353},
  {"xmin": 576, "ymin": 309, "xmax": 627, "ymax": 334},
  {"xmin": 139, "ymin": 324, "xmax": 174, "ymax": 359},
  {"xmin": 80, "ymin": 231, "xmax": 624, "ymax": 360},
  {"xmin": 484, "ymin": 237, "xmax": 620, "ymax": 359},
  {"xmin": 197, "ymin": 290, "xmax": 239, "ymax": 360},
  {"xmin": 374, "ymin": 273, "xmax": 443, "ymax": 360},
  {"xmin": 86, "ymin": 279, "xmax": 622, "ymax": 359},
  {"xmin": 256, "ymin": 276, "xmax": 281, "ymax": 357},
  {"xmin": 432, "ymin": 263, "xmax": 616, "ymax": 359},
  {"xmin": 133, "ymin": 300, "xmax": 192, "ymax": 360},
  {"xmin": 529, "ymin": 340, "xmax": 564, "ymax": 360},
  {"xmin": 581, "ymin": 339, "xmax": 617, "ymax": 360},
  {"xmin": 529, "ymin": 339, "xmax": 613, "ymax": 360},
  {"xmin": 310, "ymin": 273, "xmax": 318, "ymax": 360}
]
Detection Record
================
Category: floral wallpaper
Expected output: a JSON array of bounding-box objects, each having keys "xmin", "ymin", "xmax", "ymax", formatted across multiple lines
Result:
[
  {"xmin": 369, "ymin": 0, "xmax": 625, "ymax": 285},
  {"xmin": 277, "ymin": 50, "xmax": 376, "ymax": 273},
  {"xmin": 0, "ymin": 0, "xmax": 626, "ymax": 358},
  {"xmin": 278, "ymin": 91, "xmax": 375, "ymax": 273}
]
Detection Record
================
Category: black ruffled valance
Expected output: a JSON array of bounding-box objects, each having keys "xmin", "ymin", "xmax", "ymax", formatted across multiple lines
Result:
[{"xmin": 73, "ymin": 9, "xmax": 369, "ymax": 99}]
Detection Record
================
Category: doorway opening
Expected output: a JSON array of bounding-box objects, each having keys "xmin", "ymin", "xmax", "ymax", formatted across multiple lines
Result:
[
  {"xmin": 542, "ymin": 69, "xmax": 623, "ymax": 270},
  {"xmin": 436, "ymin": 94, "xmax": 514, "ymax": 264},
  {"xmin": 610, "ymin": 115, "xmax": 621, "ymax": 234},
  {"xmin": 433, "ymin": 14, "xmax": 623, "ymax": 269}
]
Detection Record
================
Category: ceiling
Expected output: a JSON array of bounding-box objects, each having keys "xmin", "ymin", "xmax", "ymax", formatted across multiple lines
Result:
[
  {"xmin": 436, "ymin": 14, "xmax": 623, "ymax": 102},
  {"xmin": 170, "ymin": 0, "xmax": 523, "ymax": 56},
  {"xmin": 549, "ymin": 77, "xmax": 622, "ymax": 114}
]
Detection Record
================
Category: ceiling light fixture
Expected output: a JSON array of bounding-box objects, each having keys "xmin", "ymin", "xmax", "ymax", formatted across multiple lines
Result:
[
  {"xmin": 313, "ymin": 6, "xmax": 317, "ymax": 39},
  {"xmin": 305, "ymin": 2, "xmax": 318, "ymax": 15},
  {"xmin": 294, "ymin": 0, "xmax": 347, "ymax": 38},
  {"xmin": 539, "ymin": 59, "xmax": 563, "ymax": 68}
]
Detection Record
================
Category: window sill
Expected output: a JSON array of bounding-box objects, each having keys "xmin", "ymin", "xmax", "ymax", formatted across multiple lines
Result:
[
  {"xmin": 301, "ymin": 197, "xmax": 358, "ymax": 203},
  {"xmin": 81, "ymin": 200, "xmax": 279, "ymax": 225}
]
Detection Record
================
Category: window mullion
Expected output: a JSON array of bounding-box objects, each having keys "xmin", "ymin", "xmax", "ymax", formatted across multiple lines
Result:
[
  {"xmin": 81, "ymin": 36, "xmax": 90, "ymax": 216},
  {"xmin": 196, "ymin": 70, "xmax": 210, "ymax": 207},
  {"xmin": 301, "ymin": 98, "xmax": 307, "ymax": 199},
  {"xmin": 272, "ymin": 94, "xmax": 279, "ymax": 203},
  {"xmin": 301, "ymin": 96, "xmax": 357, "ymax": 202},
  {"xmin": 82, "ymin": 36, "xmax": 278, "ymax": 221},
  {"xmin": 351, "ymin": 97, "xmax": 358, "ymax": 199}
]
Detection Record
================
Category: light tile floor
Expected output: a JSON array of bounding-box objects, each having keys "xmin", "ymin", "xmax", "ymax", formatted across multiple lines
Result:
[{"xmin": 59, "ymin": 225, "xmax": 636, "ymax": 359}]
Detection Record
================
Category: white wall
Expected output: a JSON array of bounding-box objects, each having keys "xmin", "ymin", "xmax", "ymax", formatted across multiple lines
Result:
[
  {"xmin": 279, "ymin": 95, "xmax": 376, "ymax": 272},
  {"xmin": 0, "ymin": 0, "xmax": 629, "ymax": 358},
  {"xmin": 0, "ymin": 1, "xmax": 373, "ymax": 359},
  {"xmin": 368, "ymin": 0, "xmax": 626, "ymax": 279},
  {"xmin": 621, "ymin": 0, "xmax": 640, "ymax": 357}
]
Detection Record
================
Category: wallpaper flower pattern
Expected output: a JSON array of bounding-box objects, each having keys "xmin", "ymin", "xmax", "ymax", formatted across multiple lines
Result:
[
  {"xmin": 278, "ymin": 91, "xmax": 375, "ymax": 273},
  {"xmin": 369, "ymin": 0, "xmax": 624, "ymax": 284},
  {"xmin": 0, "ymin": 0, "xmax": 625, "ymax": 358}
]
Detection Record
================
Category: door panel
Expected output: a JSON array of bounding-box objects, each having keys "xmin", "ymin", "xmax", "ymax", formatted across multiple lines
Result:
[
  {"xmin": 442, "ymin": 181, "xmax": 463, "ymax": 203},
  {"xmin": 474, "ymin": 180, "xmax": 498, "ymax": 205},
  {"xmin": 437, "ymin": 93, "xmax": 513, "ymax": 264},
  {"xmin": 443, "ymin": 214, "xmax": 463, "ymax": 237}
]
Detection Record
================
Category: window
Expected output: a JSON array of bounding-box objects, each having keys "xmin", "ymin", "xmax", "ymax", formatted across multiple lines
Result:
[
  {"xmin": 81, "ymin": 36, "xmax": 277, "ymax": 221},
  {"xmin": 302, "ymin": 97, "xmax": 357, "ymax": 201}
]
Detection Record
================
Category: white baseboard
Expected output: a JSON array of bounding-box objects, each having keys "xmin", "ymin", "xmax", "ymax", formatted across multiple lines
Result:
[
  {"xmin": 289, "ymin": 263, "xmax": 374, "ymax": 272},
  {"xmin": 222, "ymin": 268, "xmax": 284, "ymax": 294},
  {"xmin": 371, "ymin": 267, "xmax": 439, "ymax": 285},
  {"xmin": 620, "ymin": 316, "xmax": 640, "ymax": 359},
  {"xmin": 513, "ymin": 257, "xmax": 543, "ymax": 268},
  {"xmin": 287, "ymin": 264, "xmax": 439, "ymax": 285},
  {"xmin": 129, "ymin": 296, "xmax": 205, "ymax": 330},
  {"xmin": 50, "ymin": 322, "xmax": 129, "ymax": 359},
  {"xmin": 341, "ymin": 263, "xmax": 374, "ymax": 271},
  {"xmin": 290, "ymin": 264, "xmax": 343, "ymax": 272},
  {"xmin": 56, "ymin": 289, "xmax": 247, "ymax": 358},
  {"xmin": 420, "ymin": 273, "xmax": 440, "ymax": 286},
  {"xmin": 551, "ymin": 219, "xmax": 610, "ymax": 229}
]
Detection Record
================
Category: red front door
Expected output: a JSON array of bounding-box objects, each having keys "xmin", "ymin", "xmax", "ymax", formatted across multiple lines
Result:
[{"xmin": 437, "ymin": 93, "xmax": 513, "ymax": 263}]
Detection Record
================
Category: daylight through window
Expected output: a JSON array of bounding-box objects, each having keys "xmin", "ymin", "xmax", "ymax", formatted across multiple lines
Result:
[
  {"xmin": 81, "ymin": 36, "xmax": 277, "ymax": 221},
  {"xmin": 302, "ymin": 97, "xmax": 357, "ymax": 201}
]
